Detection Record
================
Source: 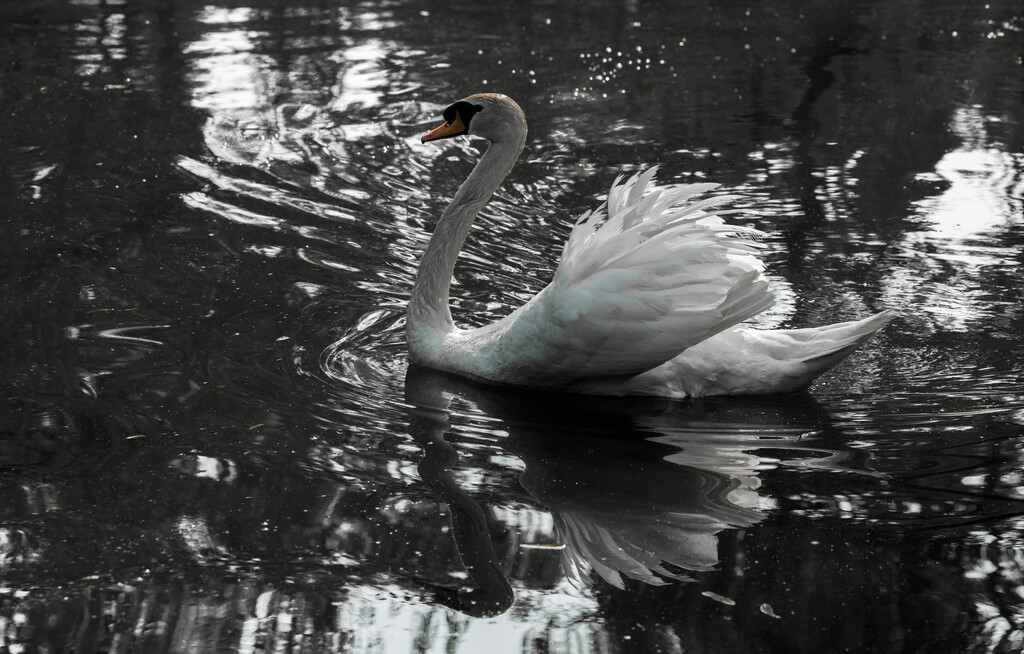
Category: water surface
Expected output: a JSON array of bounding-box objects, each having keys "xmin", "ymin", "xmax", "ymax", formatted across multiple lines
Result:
[{"xmin": 1, "ymin": 0, "xmax": 1023, "ymax": 652}]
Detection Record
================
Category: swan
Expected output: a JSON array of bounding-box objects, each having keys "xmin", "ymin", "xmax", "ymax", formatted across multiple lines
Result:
[{"xmin": 409, "ymin": 93, "xmax": 893, "ymax": 398}]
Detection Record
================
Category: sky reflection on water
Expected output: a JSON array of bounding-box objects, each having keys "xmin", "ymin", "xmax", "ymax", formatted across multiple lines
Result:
[{"xmin": 0, "ymin": 0, "xmax": 1023, "ymax": 652}]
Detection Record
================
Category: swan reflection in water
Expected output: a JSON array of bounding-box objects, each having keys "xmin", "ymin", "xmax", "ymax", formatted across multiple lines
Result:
[{"xmin": 404, "ymin": 365, "xmax": 843, "ymax": 615}]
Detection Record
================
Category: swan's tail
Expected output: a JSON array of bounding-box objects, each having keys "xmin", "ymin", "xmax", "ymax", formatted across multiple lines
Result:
[
  {"xmin": 786, "ymin": 310, "xmax": 896, "ymax": 374},
  {"xmin": 648, "ymin": 310, "xmax": 897, "ymax": 398}
]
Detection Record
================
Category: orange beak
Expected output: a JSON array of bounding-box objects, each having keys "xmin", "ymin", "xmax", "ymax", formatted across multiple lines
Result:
[{"xmin": 421, "ymin": 112, "xmax": 467, "ymax": 143}]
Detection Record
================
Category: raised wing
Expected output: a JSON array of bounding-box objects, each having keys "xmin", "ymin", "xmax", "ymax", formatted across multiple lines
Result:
[{"xmin": 449, "ymin": 169, "xmax": 775, "ymax": 386}]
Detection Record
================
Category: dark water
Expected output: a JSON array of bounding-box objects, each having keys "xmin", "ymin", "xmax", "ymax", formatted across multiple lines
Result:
[{"xmin": 1, "ymin": 0, "xmax": 1023, "ymax": 651}]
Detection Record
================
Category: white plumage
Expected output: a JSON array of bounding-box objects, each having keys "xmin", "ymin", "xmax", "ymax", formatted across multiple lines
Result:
[{"xmin": 409, "ymin": 93, "xmax": 892, "ymax": 398}]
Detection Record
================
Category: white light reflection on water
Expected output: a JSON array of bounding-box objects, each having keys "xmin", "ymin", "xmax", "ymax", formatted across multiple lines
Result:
[
  {"xmin": 881, "ymin": 104, "xmax": 1022, "ymax": 334},
  {"xmin": 914, "ymin": 103, "xmax": 1022, "ymax": 242},
  {"xmin": 328, "ymin": 40, "xmax": 391, "ymax": 111},
  {"xmin": 186, "ymin": 7, "xmax": 263, "ymax": 112},
  {"xmin": 920, "ymin": 151, "xmax": 1022, "ymax": 240},
  {"xmin": 322, "ymin": 584, "xmax": 601, "ymax": 654},
  {"xmin": 186, "ymin": 6, "xmax": 399, "ymax": 116}
]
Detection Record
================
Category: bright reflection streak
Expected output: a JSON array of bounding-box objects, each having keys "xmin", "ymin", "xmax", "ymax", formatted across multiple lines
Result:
[
  {"xmin": 329, "ymin": 583, "xmax": 599, "ymax": 654},
  {"xmin": 918, "ymin": 148, "xmax": 1023, "ymax": 240},
  {"xmin": 195, "ymin": 6, "xmax": 255, "ymax": 25},
  {"xmin": 881, "ymin": 104, "xmax": 1022, "ymax": 332},
  {"xmin": 185, "ymin": 7, "xmax": 263, "ymax": 111},
  {"xmin": 922, "ymin": 103, "xmax": 1023, "ymax": 239},
  {"xmin": 187, "ymin": 49, "xmax": 263, "ymax": 112},
  {"xmin": 329, "ymin": 40, "xmax": 389, "ymax": 111}
]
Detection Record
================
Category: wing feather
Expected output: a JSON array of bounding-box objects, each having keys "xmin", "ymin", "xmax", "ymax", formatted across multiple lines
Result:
[{"xmin": 450, "ymin": 169, "xmax": 775, "ymax": 385}]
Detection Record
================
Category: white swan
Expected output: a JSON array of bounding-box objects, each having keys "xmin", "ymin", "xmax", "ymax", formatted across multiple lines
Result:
[{"xmin": 409, "ymin": 93, "xmax": 892, "ymax": 398}]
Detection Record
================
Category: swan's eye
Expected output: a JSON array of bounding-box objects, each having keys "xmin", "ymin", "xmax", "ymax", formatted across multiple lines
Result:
[
  {"xmin": 442, "ymin": 105, "xmax": 457, "ymax": 125},
  {"xmin": 443, "ymin": 101, "xmax": 483, "ymax": 129}
]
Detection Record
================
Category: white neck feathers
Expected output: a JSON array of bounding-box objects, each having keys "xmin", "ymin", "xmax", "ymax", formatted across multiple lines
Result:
[{"xmin": 407, "ymin": 129, "xmax": 526, "ymax": 363}]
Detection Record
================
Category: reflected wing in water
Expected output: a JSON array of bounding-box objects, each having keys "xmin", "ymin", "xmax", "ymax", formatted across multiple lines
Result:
[
  {"xmin": 404, "ymin": 366, "xmax": 837, "ymax": 592},
  {"xmin": 544, "ymin": 470, "xmax": 761, "ymax": 589},
  {"xmin": 517, "ymin": 417, "xmax": 765, "ymax": 589}
]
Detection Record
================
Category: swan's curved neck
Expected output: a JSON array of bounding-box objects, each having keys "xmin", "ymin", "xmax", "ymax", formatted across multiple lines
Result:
[{"xmin": 408, "ymin": 133, "xmax": 525, "ymax": 359}]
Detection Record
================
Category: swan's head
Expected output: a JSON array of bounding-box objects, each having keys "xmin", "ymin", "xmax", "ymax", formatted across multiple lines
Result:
[{"xmin": 421, "ymin": 93, "xmax": 526, "ymax": 145}]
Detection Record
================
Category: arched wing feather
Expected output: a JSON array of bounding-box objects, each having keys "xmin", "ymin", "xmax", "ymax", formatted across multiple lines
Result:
[{"xmin": 453, "ymin": 169, "xmax": 776, "ymax": 384}]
